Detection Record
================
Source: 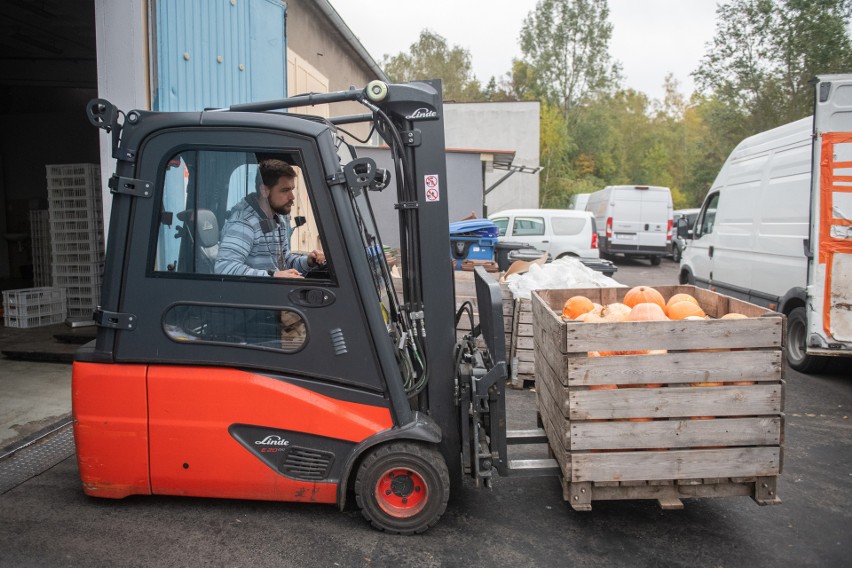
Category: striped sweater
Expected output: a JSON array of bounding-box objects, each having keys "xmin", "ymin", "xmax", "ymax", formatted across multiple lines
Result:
[{"xmin": 215, "ymin": 197, "xmax": 309, "ymax": 277}]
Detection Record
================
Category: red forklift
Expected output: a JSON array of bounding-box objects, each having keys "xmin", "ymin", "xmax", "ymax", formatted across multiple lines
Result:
[{"xmin": 75, "ymin": 81, "xmax": 557, "ymax": 534}]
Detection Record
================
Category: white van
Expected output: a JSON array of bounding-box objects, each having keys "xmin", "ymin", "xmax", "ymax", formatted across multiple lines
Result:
[
  {"xmin": 679, "ymin": 74, "xmax": 852, "ymax": 373},
  {"xmin": 569, "ymin": 193, "xmax": 590, "ymax": 210},
  {"xmin": 487, "ymin": 209, "xmax": 599, "ymax": 259},
  {"xmin": 584, "ymin": 185, "xmax": 673, "ymax": 265}
]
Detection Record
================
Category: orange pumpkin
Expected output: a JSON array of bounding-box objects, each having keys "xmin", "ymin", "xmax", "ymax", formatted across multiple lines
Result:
[
  {"xmin": 667, "ymin": 300, "xmax": 706, "ymax": 320},
  {"xmin": 562, "ymin": 295, "xmax": 595, "ymax": 319},
  {"xmin": 623, "ymin": 286, "xmax": 665, "ymax": 309},
  {"xmin": 600, "ymin": 302, "xmax": 631, "ymax": 322},
  {"xmin": 626, "ymin": 302, "xmax": 668, "ymax": 322},
  {"xmin": 666, "ymin": 293, "xmax": 700, "ymax": 310}
]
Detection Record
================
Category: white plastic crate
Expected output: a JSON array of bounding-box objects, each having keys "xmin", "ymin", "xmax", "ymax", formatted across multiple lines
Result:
[
  {"xmin": 2, "ymin": 287, "xmax": 67, "ymax": 327},
  {"xmin": 52, "ymin": 251, "xmax": 104, "ymax": 265},
  {"xmin": 29, "ymin": 210, "xmax": 53, "ymax": 288},
  {"xmin": 4, "ymin": 312, "xmax": 66, "ymax": 329},
  {"xmin": 53, "ymin": 263, "xmax": 102, "ymax": 287},
  {"xmin": 51, "ymin": 238, "xmax": 104, "ymax": 255},
  {"xmin": 3, "ymin": 286, "xmax": 65, "ymax": 307},
  {"xmin": 53, "ymin": 262, "xmax": 104, "ymax": 277},
  {"xmin": 46, "ymin": 164, "xmax": 101, "ymax": 193}
]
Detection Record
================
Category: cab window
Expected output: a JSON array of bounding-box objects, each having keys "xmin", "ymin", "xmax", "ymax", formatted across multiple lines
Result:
[
  {"xmin": 491, "ymin": 217, "xmax": 509, "ymax": 236},
  {"xmin": 512, "ymin": 217, "xmax": 545, "ymax": 236},
  {"xmin": 695, "ymin": 193, "xmax": 720, "ymax": 238},
  {"xmin": 154, "ymin": 150, "xmax": 328, "ymax": 278}
]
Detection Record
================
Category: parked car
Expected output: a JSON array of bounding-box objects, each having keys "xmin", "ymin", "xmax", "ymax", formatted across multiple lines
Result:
[
  {"xmin": 670, "ymin": 208, "xmax": 700, "ymax": 262},
  {"xmin": 584, "ymin": 185, "xmax": 673, "ymax": 265},
  {"xmin": 487, "ymin": 209, "xmax": 599, "ymax": 259}
]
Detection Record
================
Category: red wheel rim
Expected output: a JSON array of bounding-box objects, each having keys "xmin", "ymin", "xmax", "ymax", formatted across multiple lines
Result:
[{"xmin": 374, "ymin": 467, "xmax": 428, "ymax": 518}]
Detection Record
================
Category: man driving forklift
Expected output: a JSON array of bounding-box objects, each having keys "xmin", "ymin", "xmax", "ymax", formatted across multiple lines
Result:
[{"xmin": 215, "ymin": 158, "xmax": 325, "ymax": 278}]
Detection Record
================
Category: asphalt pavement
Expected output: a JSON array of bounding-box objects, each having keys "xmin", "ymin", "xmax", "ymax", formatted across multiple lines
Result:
[{"xmin": 0, "ymin": 258, "xmax": 850, "ymax": 568}]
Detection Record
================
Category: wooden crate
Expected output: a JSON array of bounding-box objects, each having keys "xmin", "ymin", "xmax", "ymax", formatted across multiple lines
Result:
[
  {"xmin": 532, "ymin": 285, "xmax": 785, "ymax": 511},
  {"xmin": 508, "ymin": 298, "xmax": 535, "ymax": 389}
]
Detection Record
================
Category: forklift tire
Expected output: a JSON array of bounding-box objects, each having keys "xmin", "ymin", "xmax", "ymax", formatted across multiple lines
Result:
[{"xmin": 354, "ymin": 442, "xmax": 450, "ymax": 535}]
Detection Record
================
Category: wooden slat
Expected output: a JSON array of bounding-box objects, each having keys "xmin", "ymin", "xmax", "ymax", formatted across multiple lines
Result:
[
  {"xmin": 515, "ymin": 350, "xmax": 535, "ymax": 363},
  {"xmin": 517, "ymin": 311, "xmax": 534, "ymax": 325},
  {"xmin": 516, "ymin": 323, "xmax": 534, "ymax": 337},
  {"xmin": 566, "ymin": 350, "xmax": 782, "ymax": 387},
  {"xmin": 580, "ymin": 480, "xmax": 755, "ymax": 503},
  {"xmin": 536, "ymin": 285, "xmax": 777, "ymax": 320},
  {"xmin": 535, "ymin": 370, "xmax": 572, "ymax": 451},
  {"xmin": 538, "ymin": 386, "xmax": 573, "ymax": 480},
  {"xmin": 569, "ymin": 417, "xmax": 782, "ymax": 450},
  {"xmin": 566, "ymin": 385, "xmax": 783, "ymax": 421},
  {"xmin": 571, "ymin": 447, "xmax": 781, "ymax": 482},
  {"xmin": 562, "ymin": 318, "xmax": 782, "ymax": 353}
]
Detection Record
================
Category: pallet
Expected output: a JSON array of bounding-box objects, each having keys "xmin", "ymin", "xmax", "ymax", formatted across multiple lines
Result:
[{"xmin": 532, "ymin": 285, "xmax": 785, "ymax": 510}]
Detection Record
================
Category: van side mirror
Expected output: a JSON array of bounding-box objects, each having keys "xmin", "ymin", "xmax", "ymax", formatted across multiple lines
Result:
[{"xmin": 676, "ymin": 217, "xmax": 690, "ymax": 239}]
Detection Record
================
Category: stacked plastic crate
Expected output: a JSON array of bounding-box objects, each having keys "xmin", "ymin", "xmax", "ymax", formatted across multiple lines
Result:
[
  {"xmin": 3, "ymin": 287, "xmax": 67, "ymax": 328},
  {"xmin": 46, "ymin": 164, "xmax": 105, "ymax": 320},
  {"xmin": 29, "ymin": 210, "xmax": 52, "ymax": 287}
]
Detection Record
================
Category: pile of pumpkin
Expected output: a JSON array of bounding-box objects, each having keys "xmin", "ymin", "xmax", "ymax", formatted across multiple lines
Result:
[
  {"xmin": 561, "ymin": 285, "xmax": 748, "ymax": 324},
  {"xmin": 558, "ymin": 285, "xmax": 753, "ymax": 405}
]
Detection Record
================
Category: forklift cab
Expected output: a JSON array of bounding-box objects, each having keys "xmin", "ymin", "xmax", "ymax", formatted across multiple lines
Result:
[{"xmin": 75, "ymin": 82, "xmax": 509, "ymax": 535}]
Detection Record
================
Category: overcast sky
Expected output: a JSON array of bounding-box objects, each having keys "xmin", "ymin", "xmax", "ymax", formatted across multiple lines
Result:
[{"xmin": 328, "ymin": 0, "xmax": 720, "ymax": 101}]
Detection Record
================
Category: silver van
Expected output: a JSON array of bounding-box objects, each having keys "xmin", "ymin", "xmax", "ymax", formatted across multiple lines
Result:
[{"xmin": 487, "ymin": 209, "xmax": 599, "ymax": 259}]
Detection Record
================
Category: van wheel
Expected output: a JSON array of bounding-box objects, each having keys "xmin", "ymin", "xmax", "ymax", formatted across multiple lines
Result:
[
  {"xmin": 786, "ymin": 307, "xmax": 827, "ymax": 374},
  {"xmin": 679, "ymin": 269, "xmax": 694, "ymax": 285},
  {"xmin": 672, "ymin": 245, "xmax": 682, "ymax": 263},
  {"xmin": 649, "ymin": 256, "xmax": 661, "ymax": 266}
]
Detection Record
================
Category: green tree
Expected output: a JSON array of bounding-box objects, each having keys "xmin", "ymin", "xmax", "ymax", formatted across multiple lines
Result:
[
  {"xmin": 519, "ymin": 0, "xmax": 621, "ymax": 119},
  {"xmin": 382, "ymin": 30, "xmax": 483, "ymax": 102},
  {"xmin": 694, "ymin": 0, "xmax": 852, "ymax": 134}
]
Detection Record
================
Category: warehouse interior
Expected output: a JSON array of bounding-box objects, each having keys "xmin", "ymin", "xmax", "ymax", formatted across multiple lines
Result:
[{"xmin": 0, "ymin": 0, "xmax": 99, "ymax": 288}]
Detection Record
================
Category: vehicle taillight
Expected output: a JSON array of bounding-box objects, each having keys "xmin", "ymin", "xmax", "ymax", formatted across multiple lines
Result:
[
  {"xmin": 666, "ymin": 219, "xmax": 673, "ymax": 240},
  {"xmin": 606, "ymin": 217, "xmax": 613, "ymax": 238},
  {"xmin": 591, "ymin": 231, "xmax": 598, "ymax": 249}
]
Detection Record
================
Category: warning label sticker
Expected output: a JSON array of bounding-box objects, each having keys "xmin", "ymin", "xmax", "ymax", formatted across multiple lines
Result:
[{"xmin": 424, "ymin": 174, "xmax": 440, "ymax": 202}]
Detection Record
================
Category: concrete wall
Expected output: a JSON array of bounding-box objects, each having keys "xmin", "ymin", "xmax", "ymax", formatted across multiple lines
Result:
[{"xmin": 444, "ymin": 102, "xmax": 540, "ymax": 216}]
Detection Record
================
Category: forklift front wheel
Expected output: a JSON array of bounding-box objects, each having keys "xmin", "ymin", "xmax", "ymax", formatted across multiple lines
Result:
[{"xmin": 354, "ymin": 442, "xmax": 450, "ymax": 535}]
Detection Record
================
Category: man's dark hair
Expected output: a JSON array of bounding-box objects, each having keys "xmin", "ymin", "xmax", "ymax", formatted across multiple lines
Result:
[{"xmin": 256, "ymin": 159, "xmax": 297, "ymax": 190}]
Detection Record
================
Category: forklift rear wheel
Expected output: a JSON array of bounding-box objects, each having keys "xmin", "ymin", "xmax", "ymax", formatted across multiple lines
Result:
[{"xmin": 354, "ymin": 442, "xmax": 449, "ymax": 535}]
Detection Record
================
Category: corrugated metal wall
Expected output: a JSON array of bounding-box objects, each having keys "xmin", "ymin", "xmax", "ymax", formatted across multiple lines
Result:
[{"xmin": 153, "ymin": 0, "xmax": 286, "ymax": 111}]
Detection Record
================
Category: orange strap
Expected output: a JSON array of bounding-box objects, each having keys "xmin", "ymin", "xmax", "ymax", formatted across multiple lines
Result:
[{"xmin": 818, "ymin": 132, "xmax": 852, "ymax": 336}]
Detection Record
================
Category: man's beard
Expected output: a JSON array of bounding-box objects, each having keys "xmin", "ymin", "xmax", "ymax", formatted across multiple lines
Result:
[{"xmin": 273, "ymin": 203, "xmax": 292, "ymax": 215}]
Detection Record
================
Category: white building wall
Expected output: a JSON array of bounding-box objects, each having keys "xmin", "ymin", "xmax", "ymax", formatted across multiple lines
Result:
[
  {"xmin": 443, "ymin": 102, "xmax": 540, "ymax": 216},
  {"xmin": 95, "ymin": 0, "xmax": 150, "ymax": 228}
]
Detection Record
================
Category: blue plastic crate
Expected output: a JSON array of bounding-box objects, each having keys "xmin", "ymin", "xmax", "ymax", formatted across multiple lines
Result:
[{"xmin": 449, "ymin": 219, "xmax": 499, "ymax": 238}]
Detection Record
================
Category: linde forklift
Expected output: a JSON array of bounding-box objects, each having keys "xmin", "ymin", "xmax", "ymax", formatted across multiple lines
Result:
[{"xmin": 75, "ymin": 80, "xmax": 557, "ymax": 535}]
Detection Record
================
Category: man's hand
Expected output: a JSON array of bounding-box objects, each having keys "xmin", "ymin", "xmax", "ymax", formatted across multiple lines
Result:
[
  {"xmin": 307, "ymin": 250, "xmax": 326, "ymax": 267},
  {"xmin": 274, "ymin": 269, "xmax": 303, "ymax": 279}
]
